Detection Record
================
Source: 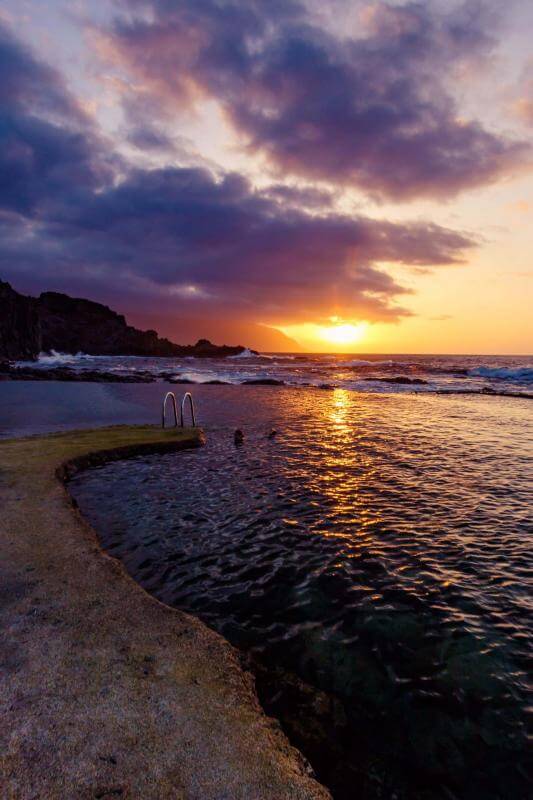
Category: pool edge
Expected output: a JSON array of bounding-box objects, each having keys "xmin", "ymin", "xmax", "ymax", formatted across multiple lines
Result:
[{"xmin": 0, "ymin": 424, "xmax": 331, "ymax": 799}]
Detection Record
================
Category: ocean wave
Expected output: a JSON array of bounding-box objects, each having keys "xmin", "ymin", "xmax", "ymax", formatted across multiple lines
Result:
[
  {"xmin": 36, "ymin": 350, "xmax": 86, "ymax": 365},
  {"xmin": 469, "ymin": 366, "xmax": 533, "ymax": 382},
  {"xmin": 228, "ymin": 348, "xmax": 258, "ymax": 359},
  {"xmin": 337, "ymin": 359, "xmax": 401, "ymax": 367},
  {"xmin": 179, "ymin": 371, "xmax": 221, "ymax": 383},
  {"xmin": 227, "ymin": 348, "xmax": 297, "ymax": 361}
]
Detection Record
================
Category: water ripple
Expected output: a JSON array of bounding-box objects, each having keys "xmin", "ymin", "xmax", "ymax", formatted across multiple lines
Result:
[{"xmin": 69, "ymin": 390, "xmax": 532, "ymax": 799}]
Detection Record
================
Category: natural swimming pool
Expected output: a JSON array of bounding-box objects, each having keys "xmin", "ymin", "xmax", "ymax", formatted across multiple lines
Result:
[{"xmin": 65, "ymin": 387, "xmax": 531, "ymax": 799}]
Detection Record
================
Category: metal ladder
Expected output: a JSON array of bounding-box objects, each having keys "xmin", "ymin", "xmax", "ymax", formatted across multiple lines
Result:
[{"xmin": 162, "ymin": 391, "xmax": 196, "ymax": 428}]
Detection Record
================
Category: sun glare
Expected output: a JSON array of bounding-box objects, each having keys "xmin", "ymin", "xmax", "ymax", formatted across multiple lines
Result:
[
  {"xmin": 318, "ymin": 322, "xmax": 368, "ymax": 347},
  {"xmin": 277, "ymin": 320, "xmax": 370, "ymax": 351}
]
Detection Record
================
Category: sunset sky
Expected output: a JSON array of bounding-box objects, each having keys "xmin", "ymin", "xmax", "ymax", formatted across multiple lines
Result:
[{"xmin": 1, "ymin": 0, "xmax": 532, "ymax": 353}]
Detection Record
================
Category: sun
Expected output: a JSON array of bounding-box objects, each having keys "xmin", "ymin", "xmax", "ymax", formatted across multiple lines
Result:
[
  {"xmin": 276, "ymin": 319, "xmax": 370, "ymax": 352},
  {"xmin": 318, "ymin": 321, "xmax": 368, "ymax": 347}
]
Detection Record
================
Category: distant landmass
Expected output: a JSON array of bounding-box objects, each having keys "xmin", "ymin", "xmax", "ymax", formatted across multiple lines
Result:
[
  {"xmin": 129, "ymin": 312, "xmax": 302, "ymax": 353},
  {"xmin": 0, "ymin": 280, "xmax": 251, "ymax": 361}
]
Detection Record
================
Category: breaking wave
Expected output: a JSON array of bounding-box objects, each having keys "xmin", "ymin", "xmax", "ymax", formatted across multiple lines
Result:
[
  {"xmin": 338, "ymin": 358, "xmax": 399, "ymax": 367},
  {"xmin": 228, "ymin": 348, "xmax": 258, "ymax": 359},
  {"xmin": 36, "ymin": 350, "xmax": 86, "ymax": 365},
  {"xmin": 228, "ymin": 350, "xmax": 296, "ymax": 361},
  {"xmin": 469, "ymin": 366, "xmax": 533, "ymax": 383}
]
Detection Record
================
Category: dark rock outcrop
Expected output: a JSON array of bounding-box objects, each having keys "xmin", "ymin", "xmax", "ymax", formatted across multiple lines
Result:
[
  {"xmin": 38, "ymin": 291, "xmax": 177, "ymax": 357},
  {"xmin": 0, "ymin": 281, "xmax": 41, "ymax": 360},
  {"xmin": 241, "ymin": 378, "xmax": 286, "ymax": 386},
  {"xmin": 362, "ymin": 376, "xmax": 428, "ymax": 385},
  {"xmin": 0, "ymin": 281, "xmax": 251, "ymax": 361},
  {"xmin": 38, "ymin": 292, "xmax": 248, "ymax": 358},
  {"xmin": 2, "ymin": 366, "xmax": 155, "ymax": 383}
]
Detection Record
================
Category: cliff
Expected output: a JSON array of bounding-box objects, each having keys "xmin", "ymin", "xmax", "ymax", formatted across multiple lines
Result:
[
  {"xmin": 0, "ymin": 281, "xmax": 249, "ymax": 360},
  {"xmin": 0, "ymin": 280, "xmax": 41, "ymax": 360}
]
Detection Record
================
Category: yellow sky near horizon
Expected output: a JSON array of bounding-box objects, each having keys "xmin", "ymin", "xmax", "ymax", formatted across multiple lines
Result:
[{"xmin": 279, "ymin": 168, "xmax": 533, "ymax": 354}]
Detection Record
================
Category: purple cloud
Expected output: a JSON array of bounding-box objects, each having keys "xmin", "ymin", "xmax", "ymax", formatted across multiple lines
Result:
[
  {"xmin": 107, "ymin": 0, "xmax": 528, "ymax": 200},
  {"xmin": 0, "ymin": 23, "xmax": 113, "ymax": 218},
  {"xmin": 1, "ymin": 162, "xmax": 474, "ymax": 323},
  {"xmin": 0, "ymin": 19, "xmax": 475, "ymax": 325}
]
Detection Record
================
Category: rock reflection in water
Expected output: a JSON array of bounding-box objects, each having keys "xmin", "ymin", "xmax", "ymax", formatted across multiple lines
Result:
[{"xmin": 69, "ymin": 389, "xmax": 532, "ymax": 799}]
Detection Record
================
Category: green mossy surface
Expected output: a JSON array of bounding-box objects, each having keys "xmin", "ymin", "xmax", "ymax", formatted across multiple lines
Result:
[{"xmin": 1, "ymin": 424, "xmax": 202, "ymax": 475}]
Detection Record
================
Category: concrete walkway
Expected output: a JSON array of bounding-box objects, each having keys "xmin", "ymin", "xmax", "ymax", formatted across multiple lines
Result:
[{"xmin": 0, "ymin": 425, "xmax": 330, "ymax": 800}]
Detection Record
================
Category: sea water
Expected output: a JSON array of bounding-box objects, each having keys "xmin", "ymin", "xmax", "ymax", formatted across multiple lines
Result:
[
  {"xmin": 61, "ymin": 386, "xmax": 533, "ymax": 800},
  {"xmin": 14, "ymin": 351, "xmax": 533, "ymax": 397}
]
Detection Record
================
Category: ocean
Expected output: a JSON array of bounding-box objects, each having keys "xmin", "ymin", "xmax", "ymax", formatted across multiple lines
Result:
[{"xmin": 15, "ymin": 350, "xmax": 533, "ymax": 398}]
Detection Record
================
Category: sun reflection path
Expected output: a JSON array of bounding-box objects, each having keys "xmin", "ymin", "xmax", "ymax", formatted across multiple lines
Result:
[{"xmin": 309, "ymin": 389, "xmax": 383, "ymax": 545}]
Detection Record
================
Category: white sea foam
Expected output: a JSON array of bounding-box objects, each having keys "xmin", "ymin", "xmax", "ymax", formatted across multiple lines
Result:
[
  {"xmin": 338, "ymin": 359, "xmax": 398, "ymax": 367},
  {"xmin": 36, "ymin": 350, "xmax": 84, "ymax": 365},
  {"xmin": 228, "ymin": 348, "xmax": 257, "ymax": 359},
  {"xmin": 227, "ymin": 349, "xmax": 298, "ymax": 361},
  {"xmin": 179, "ymin": 370, "xmax": 240, "ymax": 384},
  {"xmin": 179, "ymin": 371, "xmax": 216, "ymax": 383}
]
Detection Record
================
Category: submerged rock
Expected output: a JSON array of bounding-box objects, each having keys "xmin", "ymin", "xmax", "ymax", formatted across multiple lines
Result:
[
  {"xmin": 437, "ymin": 388, "xmax": 533, "ymax": 399},
  {"xmin": 0, "ymin": 365, "xmax": 155, "ymax": 383},
  {"xmin": 248, "ymin": 655, "xmax": 349, "ymax": 797},
  {"xmin": 241, "ymin": 378, "xmax": 286, "ymax": 385},
  {"xmin": 362, "ymin": 376, "xmax": 428, "ymax": 385}
]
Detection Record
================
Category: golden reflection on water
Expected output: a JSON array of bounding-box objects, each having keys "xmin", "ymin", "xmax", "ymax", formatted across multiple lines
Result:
[
  {"xmin": 330, "ymin": 388, "xmax": 351, "ymax": 430},
  {"xmin": 312, "ymin": 389, "xmax": 383, "ymax": 544}
]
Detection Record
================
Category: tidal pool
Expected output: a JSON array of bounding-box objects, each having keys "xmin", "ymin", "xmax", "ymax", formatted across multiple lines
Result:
[{"xmin": 69, "ymin": 388, "xmax": 532, "ymax": 799}]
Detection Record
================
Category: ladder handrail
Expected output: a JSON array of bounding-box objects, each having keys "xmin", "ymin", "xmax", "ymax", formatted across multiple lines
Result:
[
  {"xmin": 162, "ymin": 391, "xmax": 178, "ymax": 428},
  {"xmin": 161, "ymin": 390, "xmax": 197, "ymax": 428},
  {"xmin": 180, "ymin": 391, "xmax": 196, "ymax": 427}
]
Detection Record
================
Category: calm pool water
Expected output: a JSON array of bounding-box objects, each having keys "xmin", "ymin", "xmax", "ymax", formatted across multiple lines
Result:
[{"xmin": 66, "ymin": 388, "xmax": 532, "ymax": 799}]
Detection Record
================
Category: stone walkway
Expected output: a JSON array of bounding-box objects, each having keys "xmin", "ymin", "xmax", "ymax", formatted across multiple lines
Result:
[{"xmin": 0, "ymin": 425, "xmax": 330, "ymax": 800}]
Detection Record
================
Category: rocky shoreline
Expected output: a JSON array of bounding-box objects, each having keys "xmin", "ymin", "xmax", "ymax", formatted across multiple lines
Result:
[
  {"xmin": 0, "ymin": 364, "xmax": 157, "ymax": 383},
  {"xmin": 1, "ymin": 362, "xmax": 531, "ymax": 399}
]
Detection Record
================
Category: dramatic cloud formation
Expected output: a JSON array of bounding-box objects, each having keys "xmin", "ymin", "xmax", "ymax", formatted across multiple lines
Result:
[
  {"xmin": 2, "ymin": 160, "xmax": 475, "ymax": 323},
  {"xmin": 105, "ymin": 0, "xmax": 528, "ymax": 200},
  {"xmin": 0, "ymin": 24, "xmax": 112, "ymax": 217},
  {"xmin": 0, "ymin": 18, "xmax": 476, "ymax": 326}
]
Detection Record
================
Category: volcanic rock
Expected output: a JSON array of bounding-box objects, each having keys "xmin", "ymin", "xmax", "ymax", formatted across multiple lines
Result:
[
  {"xmin": 0, "ymin": 280, "xmax": 252, "ymax": 361},
  {"xmin": 241, "ymin": 378, "xmax": 286, "ymax": 385},
  {"xmin": 0, "ymin": 280, "xmax": 41, "ymax": 360},
  {"xmin": 362, "ymin": 376, "xmax": 428, "ymax": 385}
]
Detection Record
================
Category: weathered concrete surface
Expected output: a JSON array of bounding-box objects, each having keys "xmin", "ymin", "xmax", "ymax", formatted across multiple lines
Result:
[{"xmin": 0, "ymin": 425, "xmax": 330, "ymax": 800}]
